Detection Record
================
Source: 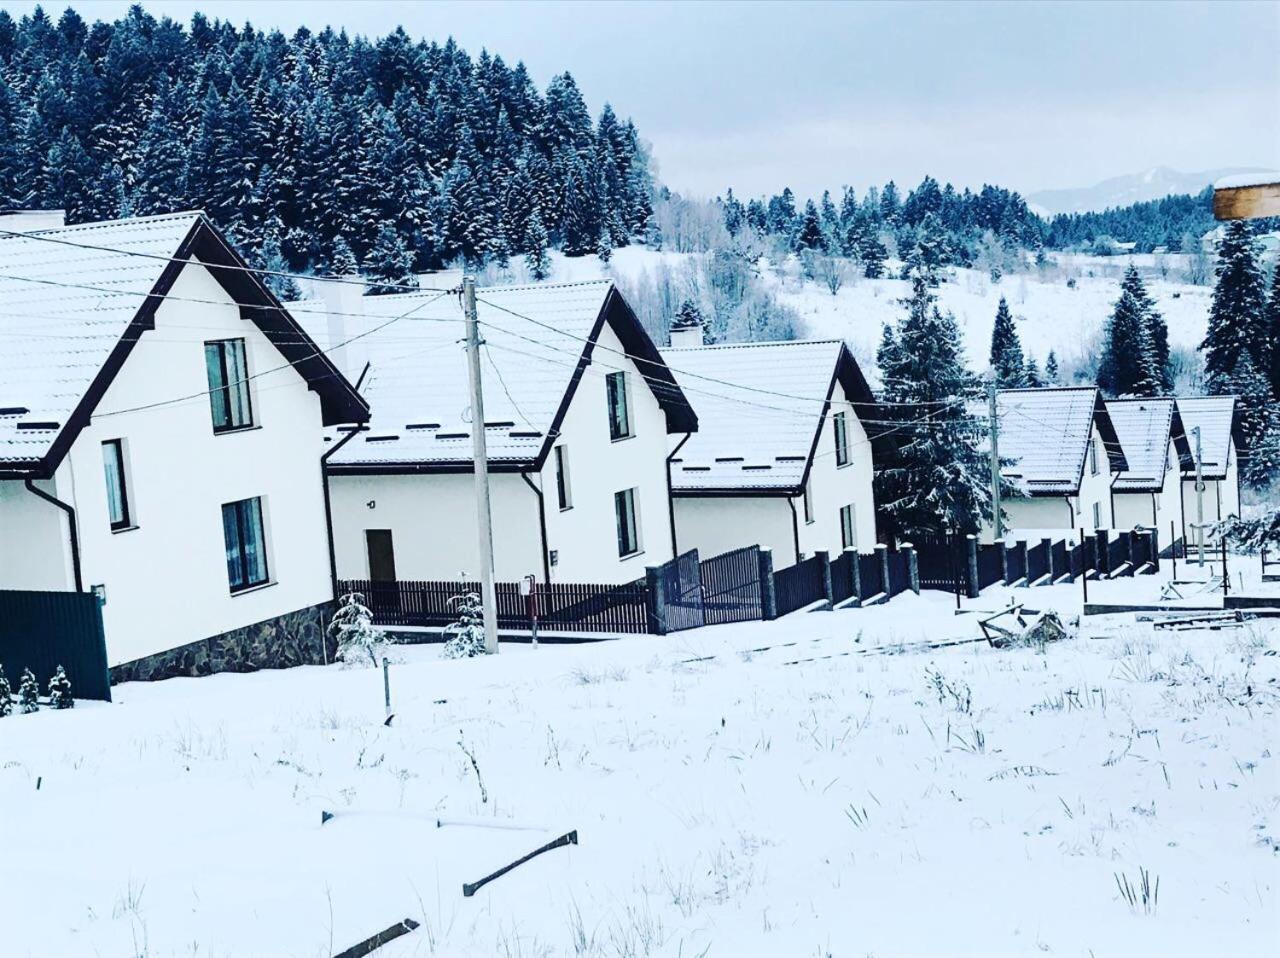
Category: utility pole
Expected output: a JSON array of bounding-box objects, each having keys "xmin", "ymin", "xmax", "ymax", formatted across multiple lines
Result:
[
  {"xmin": 988, "ymin": 378, "xmax": 1004, "ymax": 540},
  {"xmin": 463, "ymin": 277, "xmax": 499, "ymax": 654},
  {"xmin": 1192, "ymin": 425, "xmax": 1205, "ymax": 567}
]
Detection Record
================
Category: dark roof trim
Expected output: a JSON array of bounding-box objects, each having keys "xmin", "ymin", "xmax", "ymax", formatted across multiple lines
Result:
[
  {"xmin": 326, "ymin": 459, "xmax": 533, "ymax": 476},
  {"xmin": 1065, "ymin": 391, "xmax": 1127, "ymax": 492},
  {"xmin": 673, "ymin": 486, "xmax": 800, "ymax": 499},
  {"xmin": 795, "ymin": 342, "xmax": 883, "ymax": 491}
]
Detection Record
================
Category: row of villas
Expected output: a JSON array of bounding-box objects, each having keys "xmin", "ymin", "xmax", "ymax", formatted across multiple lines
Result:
[{"xmin": 0, "ymin": 212, "xmax": 1241, "ymax": 681}]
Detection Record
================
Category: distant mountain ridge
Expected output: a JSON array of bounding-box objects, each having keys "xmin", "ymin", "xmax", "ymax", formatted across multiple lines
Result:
[{"xmin": 1028, "ymin": 166, "xmax": 1269, "ymax": 215}]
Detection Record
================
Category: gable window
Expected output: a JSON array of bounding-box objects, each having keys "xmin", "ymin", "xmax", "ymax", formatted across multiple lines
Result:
[
  {"xmin": 1089, "ymin": 438, "xmax": 1099, "ymax": 476},
  {"xmin": 834, "ymin": 412, "xmax": 851, "ymax": 467},
  {"xmin": 1092, "ymin": 501, "xmax": 1102, "ymax": 530},
  {"xmin": 606, "ymin": 371, "xmax": 633, "ymax": 441},
  {"xmin": 222, "ymin": 496, "xmax": 270, "ymax": 592},
  {"xmin": 802, "ymin": 477, "xmax": 814, "ymax": 524},
  {"xmin": 101, "ymin": 439, "xmax": 133, "ymax": 531},
  {"xmin": 554, "ymin": 444, "xmax": 573, "ymax": 510},
  {"xmin": 840, "ymin": 504, "xmax": 856, "ymax": 549},
  {"xmin": 614, "ymin": 487, "xmax": 642, "ymax": 557},
  {"xmin": 205, "ymin": 339, "xmax": 254, "ymax": 432}
]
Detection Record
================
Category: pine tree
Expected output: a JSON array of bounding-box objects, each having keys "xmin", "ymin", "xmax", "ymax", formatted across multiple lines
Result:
[
  {"xmin": 721, "ymin": 187, "xmax": 746, "ymax": 237},
  {"xmin": 524, "ymin": 212, "xmax": 551, "ymax": 280},
  {"xmin": 673, "ymin": 298, "xmax": 705, "ymax": 341},
  {"xmin": 988, "ymin": 296, "xmax": 1025, "ymax": 388},
  {"xmin": 1265, "ymin": 264, "xmax": 1280, "ymax": 397},
  {"xmin": 0, "ymin": 664, "xmax": 11, "ymax": 718},
  {"xmin": 1118, "ymin": 265, "xmax": 1171, "ymax": 391},
  {"xmin": 47, "ymin": 665, "xmax": 73, "ymax": 709},
  {"xmin": 1024, "ymin": 356, "xmax": 1043, "ymax": 388},
  {"xmin": 1225, "ymin": 353, "xmax": 1280, "ymax": 488},
  {"xmin": 1044, "ymin": 351, "xmax": 1060, "ymax": 385},
  {"xmin": 595, "ymin": 228, "xmax": 612, "ymax": 266},
  {"xmin": 442, "ymin": 592, "xmax": 487, "ymax": 658},
  {"xmin": 327, "ymin": 592, "xmax": 386, "ymax": 668},
  {"xmin": 363, "ymin": 222, "xmax": 417, "ymax": 296},
  {"xmin": 1099, "ymin": 274, "xmax": 1160, "ymax": 397},
  {"xmin": 329, "ymin": 235, "xmax": 359, "ymax": 276},
  {"xmin": 859, "ymin": 227, "xmax": 888, "ymax": 279},
  {"xmin": 874, "ymin": 274, "xmax": 991, "ymax": 541},
  {"xmin": 18, "ymin": 668, "xmax": 38, "ymax": 714},
  {"xmin": 794, "ymin": 199, "xmax": 826, "ymax": 252},
  {"xmin": 1201, "ymin": 221, "xmax": 1269, "ymax": 388}
]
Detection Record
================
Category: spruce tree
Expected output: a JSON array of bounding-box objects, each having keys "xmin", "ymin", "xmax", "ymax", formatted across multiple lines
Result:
[
  {"xmin": 0, "ymin": 664, "xmax": 11, "ymax": 717},
  {"xmin": 595, "ymin": 228, "xmax": 613, "ymax": 266},
  {"xmin": 47, "ymin": 665, "xmax": 73, "ymax": 710},
  {"xmin": 18, "ymin": 668, "xmax": 38, "ymax": 714},
  {"xmin": 363, "ymin": 222, "xmax": 417, "ymax": 296},
  {"xmin": 1226, "ymin": 353, "xmax": 1280, "ymax": 488},
  {"xmin": 988, "ymin": 297, "xmax": 1025, "ymax": 388},
  {"xmin": 1023, "ymin": 356, "xmax": 1043, "ymax": 388},
  {"xmin": 1044, "ymin": 351, "xmax": 1060, "ymax": 385},
  {"xmin": 1099, "ymin": 275, "xmax": 1160, "ymax": 397},
  {"xmin": 524, "ymin": 212, "xmax": 551, "ymax": 280},
  {"xmin": 329, "ymin": 235, "xmax": 359, "ymax": 276},
  {"xmin": 859, "ymin": 227, "xmax": 888, "ymax": 279},
  {"xmin": 874, "ymin": 274, "xmax": 991, "ymax": 541},
  {"xmin": 1201, "ymin": 221, "xmax": 1269, "ymax": 389},
  {"xmin": 1265, "ymin": 265, "xmax": 1280, "ymax": 397},
  {"xmin": 673, "ymin": 298, "xmax": 705, "ymax": 341},
  {"xmin": 1118, "ymin": 265, "xmax": 1171, "ymax": 391},
  {"xmin": 794, "ymin": 199, "xmax": 826, "ymax": 252}
]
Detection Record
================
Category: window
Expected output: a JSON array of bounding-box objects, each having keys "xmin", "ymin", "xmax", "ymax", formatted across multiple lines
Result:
[
  {"xmin": 614, "ymin": 487, "xmax": 642, "ymax": 557},
  {"xmin": 606, "ymin": 371, "xmax": 632, "ymax": 441},
  {"xmin": 834, "ymin": 412, "xmax": 850, "ymax": 467},
  {"xmin": 554, "ymin": 445, "xmax": 573, "ymax": 510},
  {"xmin": 1089, "ymin": 438, "xmax": 1099, "ymax": 476},
  {"xmin": 1092, "ymin": 501, "xmax": 1102, "ymax": 530},
  {"xmin": 802, "ymin": 477, "xmax": 814, "ymax": 524},
  {"xmin": 222, "ymin": 497, "xmax": 269, "ymax": 592},
  {"xmin": 101, "ymin": 439, "xmax": 132, "ymax": 531},
  {"xmin": 205, "ymin": 339, "xmax": 254, "ymax": 432},
  {"xmin": 840, "ymin": 504, "xmax": 856, "ymax": 549}
]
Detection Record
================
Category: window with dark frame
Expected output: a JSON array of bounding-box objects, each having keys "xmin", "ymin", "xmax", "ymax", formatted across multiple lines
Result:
[
  {"xmin": 840, "ymin": 504, "xmax": 856, "ymax": 549},
  {"xmin": 555, "ymin": 444, "xmax": 573, "ymax": 510},
  {"xmin": 614, "ymin": 487, "xmax": 641, "ymax": 557},
  {"xmin": 101, "ymin": 439, "xmax": 132, "ymax": 530},
  {"xmin": 834, "ymin": 412, "xmax": 850, "ymax": 467},
  {"xmin": 222, "ymin": 497, "xmax": 269, "ymax": 592},
  {"xmin": 606, "ymin": 371, "xmax": 632, "ymax": 440},
  {"xmin": 1089, "ymin": 438, "xmax": 1099, "ymax": 476},
  {"xmin": 205, "ymin": 339, "xmax": 254, "ymax": 432},
  {"xmin": 1092, "ymin": 501, "xmax": 1102, "ymax": 530}
]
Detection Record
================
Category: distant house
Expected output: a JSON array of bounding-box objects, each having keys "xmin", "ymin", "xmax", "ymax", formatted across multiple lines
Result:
[
  {"xmin": 306, "ymin": 281, "xmax": 697, "ymax": 585},
  {"xmin": 1107, "ymin": 398, "xmax": 1192, "ymax": 539},
  {"xmin": 988, "ymin": 387, "xmax": 1127, "ymax": 536},
  {"xmin": 1174, "ymin": 395, "xmax": 1241, "ymax": 545},
  {"xmin": 0, "ymin": 213, "xmax": 368, "ymax": 681},
  {"xmin": 659, "ymin": 334, "xmax": 882, "ymax": 566}
]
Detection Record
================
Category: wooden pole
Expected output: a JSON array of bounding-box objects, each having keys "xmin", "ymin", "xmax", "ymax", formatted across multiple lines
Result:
[{"xmin": 463, "ymin": 277, "xmax": 499, "ymax": 654}]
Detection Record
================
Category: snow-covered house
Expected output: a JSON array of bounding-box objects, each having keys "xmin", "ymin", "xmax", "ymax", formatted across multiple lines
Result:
[
  {"xmin": 309, "ymin": 281, "xmax": 697, "ymax": 585},
  {"xmin": 1174, "ymin": 395, "xmax": 1241, "ymax": 542},
  {"xmin": 659, "ymin": 336, "xmax": 882, "ymax": 566},
  {"xmin": 0, "ymin": 212, "xmax": 368, "ymax": 680},
  {"xmin": 987, "ymin": 387, "xmax": 1127, "ymax": 536},
  {"xmin": 1106, "ymin": 397, "xmax": 1192, "ymax": 537}
]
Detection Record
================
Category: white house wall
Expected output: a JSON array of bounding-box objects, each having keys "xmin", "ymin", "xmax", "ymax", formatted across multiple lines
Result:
[
  {"xmin": 0, "ymin": 477, "xmax": 74, "ymax": 590},
  {"xmin": 1180, "ymin": 440, "xmax": 1241, "ymax": 541},
  {"xmin": 56, "ymin": 263, "xmax": 334, "ymax": 667},
  {"xmin": 673, "ymin": 495, "xmax": 796, "ymax": 564},
  {"xmin": 1113, "ymin": 439, "xmax": 1183, "ymax": 541}
]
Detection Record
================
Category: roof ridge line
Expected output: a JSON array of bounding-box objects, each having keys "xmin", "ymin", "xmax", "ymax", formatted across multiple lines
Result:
[{"xmin": 10, "ymin": 210, "xmax": 205, "ymax": 239}]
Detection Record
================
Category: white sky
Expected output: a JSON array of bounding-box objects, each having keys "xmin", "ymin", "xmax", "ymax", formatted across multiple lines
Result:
[{"xmin": 5, "ymin": 0, "xmax": 1279, "ymax": 199}]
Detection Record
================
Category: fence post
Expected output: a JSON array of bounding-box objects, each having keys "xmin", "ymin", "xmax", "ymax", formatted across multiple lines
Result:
[
  {"xmin": 844, "ymin": 546, "xmax": 862, "ymax": 607},
  {"xmin": 964, "ymin": 535, "xmax": 980, "ymax": 598},
  {"xmin": 644, "ymin": 566, "xmax": 667, "ymax": 636},
  {"xmin": 1149, "ymin": 526, "xmax": 1160, "ymax": 572},
  {"xmin": 875, "ymin": 543, "xmax": 890, "ymax": 597},
  {"xmin": 1094, "ymin": 528, "xmax": 1110, "ymax": 577},
  {"xmin": 902, "ymin": 543, "xmax": 919, "ymax": 594},
  {"xmin": 757, "ymin": 548, "xmax": 777, "ymax": 621},
  {"xmin": 816, "ymin": 550, "xmax": 833, "ymax": 607},
  {"xmin": 1040, "ymin": 537, "xmax": 1053, "ymax": 584},
  {"xmin": 1001, "ymin": 538, "xmax": 1012, "ymax": 584}
]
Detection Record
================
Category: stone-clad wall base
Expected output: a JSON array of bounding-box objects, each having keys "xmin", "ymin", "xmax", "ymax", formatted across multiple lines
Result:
[{"xmin": 110, "ymin": 601, "xmax": 335, "ymax": 684}]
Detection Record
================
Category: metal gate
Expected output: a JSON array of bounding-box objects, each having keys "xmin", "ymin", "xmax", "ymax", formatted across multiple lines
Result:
[
  {"xmin": 654, "ymin": 549, "xmax": 705, "ymax": 632},
  {"xmin": 916, "ymin": 538, "xmax": 962, "ymax": 593},
  {"xmin": 699, "ymin": 546, "xmax": 762, "ymax": 625},
  {"xmin": 0, "ymin": 590, "xmax": 112, "ymax": 701}
]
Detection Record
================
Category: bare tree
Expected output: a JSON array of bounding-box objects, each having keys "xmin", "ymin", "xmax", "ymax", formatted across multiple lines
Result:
[{"xmin": 812, "ymin": 254, "xmax": 851, "ymax": 295}]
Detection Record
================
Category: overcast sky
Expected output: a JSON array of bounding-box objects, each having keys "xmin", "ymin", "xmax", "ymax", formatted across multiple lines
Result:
[{"xmin": 5, "ymin": 0, "xmax": 1278, "ymax": 199}]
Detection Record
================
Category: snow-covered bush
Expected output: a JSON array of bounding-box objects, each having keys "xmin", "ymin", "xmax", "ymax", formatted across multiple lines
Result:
[
  {"xmin": 0, "ymin": 665, "xmax": 11, "ymax": 717},
  {"xmin": 442, "ymin": 592, "xmax": 487, "ymax": 659},
  {"xmin": 47, "ymin": 665, "xmax": 74, "ymax": 710},
  {"xmin": 18, "ymin": 668, "xmax": 39, "ymax": 714},
  {"xmin": 328, "ymin": 592, "xmax": 385, "ymax": 668},
  {"xmin": 1213, "ymin": 509, "xmax": 1280, "ymax": 552}
]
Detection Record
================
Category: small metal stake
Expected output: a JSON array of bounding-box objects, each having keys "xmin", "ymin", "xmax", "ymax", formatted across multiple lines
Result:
[{"xmin": 382, "ymin": 657, "xmax": 393, "ymax": 726}]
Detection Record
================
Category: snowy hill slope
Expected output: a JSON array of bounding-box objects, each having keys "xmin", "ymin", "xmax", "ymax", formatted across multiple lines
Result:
[{"xmin": 1028, "ymin": 166, "xmax": 1267, "ymax": 215}]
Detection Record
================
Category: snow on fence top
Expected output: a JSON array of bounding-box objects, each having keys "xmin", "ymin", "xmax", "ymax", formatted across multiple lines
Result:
[{"xmin": 1174, "ymin": 395, "xmax": 1238, "ymax": 479}]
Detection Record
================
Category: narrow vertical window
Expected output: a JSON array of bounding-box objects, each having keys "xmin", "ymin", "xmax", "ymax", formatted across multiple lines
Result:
[
  {"xmin": 101, "ymin": 439, "xmax": 132, "ymax": 530},
  {"xmin": 802, "ymin": 477, "xmax": 814, "ymax": 524},
  {"xmin": 840, "ymin": 504, "xmax": 856, "ymax": 549},
  {"xmin": 1089, "ymin": 438, "xmax": 1099, "ymax": 476},
  {"xmin": 205, "ymin": 339, "xmax": 254, "ymax": 432},
  {"xmin": 555, "ymin": 444, "xmax": 573, "ymax": 510},
  {"xmin": 222, "ymin": 496, "xmax": 270, "ymax": 592},
  {"xmin": 614, "ymin": 487, "xmax": 642, "ymax": 557},
  {"xmin": 1092, "ymin": 501, "xmax": 1102, "ymax": 530},
  {"xmin": 834, "ymin": 412, "xmax": 850, "ymax": 467},
  {"xmin": 606, "ymin": 371, "xmax": 632, "ymax": 440}
]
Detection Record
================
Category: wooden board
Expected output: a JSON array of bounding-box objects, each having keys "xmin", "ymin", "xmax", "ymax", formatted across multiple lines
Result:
[{"xmin": 1213, "ymin": 183, "xmax": 1280, "ymax": 221}]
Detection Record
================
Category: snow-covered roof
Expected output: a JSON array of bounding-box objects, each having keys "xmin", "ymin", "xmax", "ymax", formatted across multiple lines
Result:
[
  {"xmin": 1174, "ymin": 395, "xmax": 1238, "ymax": 480},
  {"xmin": 996, "ymin": 387, "xmax": 1127, "ymax": 495},
  {"xmin": 1107, "ymin": 398, "xmax": 1190, "ymax": 492},
  {"xmin": 314, "ymin": 281, "xmax": 694, "ymax": 471},
  {"xmin": 0, "ymin": 212, "xmax": 366, "ymax": 476},
  {"xmin": 660, "ymin": 339, "xmax": 874, "ymax": 493},
  {"xmin": 1213, "ymin": 172, "xmax": 1280, "ymax": 191}
]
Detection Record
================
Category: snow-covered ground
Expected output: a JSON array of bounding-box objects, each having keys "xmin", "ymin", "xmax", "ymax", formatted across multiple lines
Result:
[{"xmin": 3, "ymin": 566, "xmax": 1277, "ymax": 956}]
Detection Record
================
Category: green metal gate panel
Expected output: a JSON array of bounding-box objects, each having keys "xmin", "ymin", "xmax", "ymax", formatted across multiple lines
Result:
[{"xmin": 0, "ymin": 590, "xmax": 111, "ymax": 702}]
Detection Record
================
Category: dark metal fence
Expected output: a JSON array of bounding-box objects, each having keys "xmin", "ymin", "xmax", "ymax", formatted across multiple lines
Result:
[
  {"xmin": 1050, "ymin": 539, "xmax": 1068, "ymax": 580},
  {"xmin": 858, "ymin": 552, "xmax": 882, "ymax": 601},
  {"xmin": 886, "ymin": 550, "xmax": 912, "ymax": 597},
  {"xmin": 655, "ymin": 550, "xmax": 706, "ymax": 632},
  {"xmin": 774, "ymin": 554, "xmax": 826, "ymax": 616},
  {"xmin": 0, "ymin": 590, "xmax": 112, "ymax": 701},
  {"xmin": 339, "ymin": 577, "xmax": 650, "ymax": 635},
  {"xmin": 1108, "ymin": 535, "xmax": 1129, "ymax": 575},
  {"xmin": 830, "ymin": 551, "xmax": 857, "ymax": 603},
  {"xmin": 1025, "ymin": 541, "xmax": 1049, "ymax": 582},
  {"xmin": 699, "ymin": 546, "xmax": 762, "ymax": 626},
  {"xmin": 977, "ymin": 543, "xmax": 1004, "ymax": 588},
  {"xmin": 1005, "ymin": 541, "xmax": 1027, "ymax": 583},
  {"xmin": 916, "ymin": 538, "xmax": 961, "ymax": 592}
]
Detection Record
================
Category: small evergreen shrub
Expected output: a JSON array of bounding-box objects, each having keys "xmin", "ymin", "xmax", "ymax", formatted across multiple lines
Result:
[
  {"xmin": 329, "ymin": 592, "xmax": 386, "ymax": 668},
  {"xmin": 442, "ymin": 592, "xmax": 487, "ymax": 659},
  {"xmin": 0, "ymin": 665, "xmax": 12, "ymax": 717},
  {"xmin": 48, "ymin": 665, "xmax": 74, "ymax": 710},
  {"xmin": 18, "ymin": 668, "xmax": 39, "ymax": 714}
]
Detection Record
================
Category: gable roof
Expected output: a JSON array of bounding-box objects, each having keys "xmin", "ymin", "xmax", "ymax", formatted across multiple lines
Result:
[
  {"xmin": 316, "ymin": 281, "xmax": 696, "ymax": 473},
  {"xmin": 0, "ymin": 212, "xmax": 368, "ymax": 478},
  {"xmin": 1174, "ymin": 395, "xmax": 1239, "ymax": 480},
  {"xmin": 659, "ymin": 339, "xmax": 878, "ymax": 494},
  {"xmin": 996, "ymin": 387, "xmax": 1127, "ymax": 495},
  {"xmin": 1107, "ymin": 398, "xmax": 1192, "ymax": 492}
]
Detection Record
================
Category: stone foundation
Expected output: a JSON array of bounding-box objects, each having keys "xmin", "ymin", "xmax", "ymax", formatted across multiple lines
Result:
[{"xmin": 110, "ymin": 601, "xmax": 335, "ymax": 683}]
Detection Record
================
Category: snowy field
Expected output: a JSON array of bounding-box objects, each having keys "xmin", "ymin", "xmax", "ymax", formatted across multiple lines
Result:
[{"xmin": 3, "ymin": 568, "xmax": 1278, "ymax": 956}]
